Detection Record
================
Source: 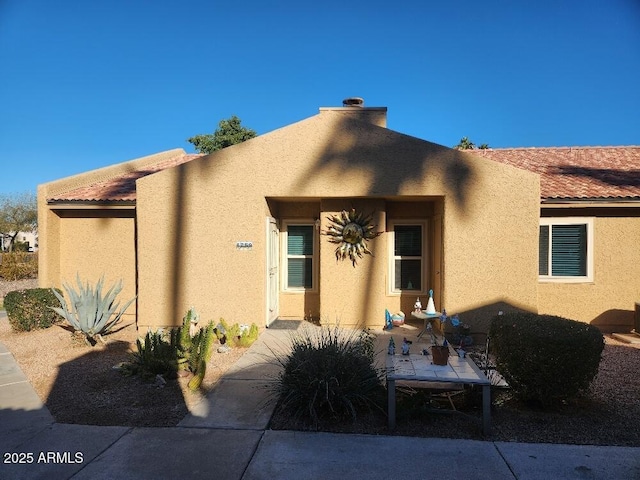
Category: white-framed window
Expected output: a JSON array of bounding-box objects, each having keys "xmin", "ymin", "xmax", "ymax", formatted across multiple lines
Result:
[
  {"xmin": 388, "ymin": 220, "xmax": 428, "ymax": 293},
  {"xmin": 539, "ymin": 217, "xmax": 594, "ymax": 282},
  {"xmin": 281, "ymin": 221, "xmax": 318, "ymax": 291}
]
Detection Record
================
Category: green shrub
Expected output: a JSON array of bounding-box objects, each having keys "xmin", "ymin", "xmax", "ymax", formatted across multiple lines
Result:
[
  {"xmin": 490, "ymin": 312, "xmax": 604, "ymax": 406},
  {"xmin": 215, "ymin": 318, "xmax": 259, "ymax": 348},
  {"xmin": 269, "ymin": 325, "xmax": 384, "ymax": 426},
  {"xmin": 13, "ymin": 241, "xmax": 30, "ymax": 252},
  {"xmin": 123, "ymin": 308, "xmax": 216, "ymax": 391},
  {"xmin": 124, "ymin": 329, "xmax": 181, "ymax": 379},
  {"xmin": 51, "ymin": 274, "xmax": 136, "ymax": 345},
  {"xmin": 0, "ymin": 252, "xmax": 38, "ymax": 280},
  {"xmin": 4, "ymin": 288, "xmax": 63, "ymax": 332}
]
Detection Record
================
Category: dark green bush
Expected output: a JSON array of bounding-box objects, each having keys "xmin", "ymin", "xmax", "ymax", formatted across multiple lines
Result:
[
  {"xmin": 490, "ymin": 312, "xmax": 604, "ymax": 406},
  {"xmin": 4, "ymin": 288, "xmax": 63, "ymax": 332},
  {"xmin": 124, "ymin": 329, "xmax": 181, "ymax": 379},
  {"xmin": 0, "ymin": 252, "xmax": 38, "ymax": 280},
  {"xmin": 123, "ymin": 309, "xmax": 217, "ymax": 391},
  {"xmin": 269, "ymin": 326, "xmax": 384, "ymax": 426}
]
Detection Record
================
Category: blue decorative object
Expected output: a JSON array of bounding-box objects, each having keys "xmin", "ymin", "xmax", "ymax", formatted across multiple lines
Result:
[
  {"xmin": 385, "ymin": 309, "xmax": 393, "ymax": 330},
  {"xmin": 402, "ymin": 338, "xmax": 410, "ymax": 355},
  {"xmin": 388, "ymin": 337, "xmax": 396, "ymax": 355}
]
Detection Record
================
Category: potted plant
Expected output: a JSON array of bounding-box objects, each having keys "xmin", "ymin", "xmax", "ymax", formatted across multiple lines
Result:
[{"xmin": 427, "ymin": 311, "xmax": 450, "ymax": 365}]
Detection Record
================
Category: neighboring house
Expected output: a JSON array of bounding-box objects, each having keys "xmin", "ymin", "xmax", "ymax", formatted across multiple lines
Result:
[
  {"xmin": 1, "ymin": 231, "xmax": 37, "ymax": 252},
  {"xmin": 37, "ymin": 99, "xmax": 640, "ymax": 333},
  {"xmin": 471, "ymin": 146, "xmax": 640, "ymax": 332}
]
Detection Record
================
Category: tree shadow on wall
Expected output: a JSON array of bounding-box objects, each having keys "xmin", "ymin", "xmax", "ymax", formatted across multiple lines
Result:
[{"xmin": 293, "ymin": 115, "xmax": 477, "ymax": 211}]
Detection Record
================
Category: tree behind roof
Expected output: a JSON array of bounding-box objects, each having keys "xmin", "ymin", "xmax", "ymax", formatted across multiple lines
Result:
[{"xmin": 187, "ymin": 115, "xmax": 257, "ymax": 154}]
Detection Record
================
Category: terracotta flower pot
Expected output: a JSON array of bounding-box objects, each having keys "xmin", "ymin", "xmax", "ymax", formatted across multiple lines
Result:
[{"xmin": 431, "ymin": 345, "xmax": 449, "ymax": 366}]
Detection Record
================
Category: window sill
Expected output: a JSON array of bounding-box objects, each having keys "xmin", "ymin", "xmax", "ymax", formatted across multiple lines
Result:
[{"xmin": 538, "ymin": 278, "xmax": 594, "ymax": 284}]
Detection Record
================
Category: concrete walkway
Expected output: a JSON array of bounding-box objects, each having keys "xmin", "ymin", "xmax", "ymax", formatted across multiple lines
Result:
[{"xmin": 1, "ymin": 311, "xmax": 639, "ymax": 479}]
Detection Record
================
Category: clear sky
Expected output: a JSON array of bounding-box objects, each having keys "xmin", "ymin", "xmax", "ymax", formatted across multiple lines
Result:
[{"xmin": 1, "ymin": 0, "xmax": 639, "ymax": 196}]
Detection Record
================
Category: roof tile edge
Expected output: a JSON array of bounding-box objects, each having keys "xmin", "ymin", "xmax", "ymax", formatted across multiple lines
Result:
[{"xmin": 41, "ymin": 148, "xmax": 187, "ymax": 199}]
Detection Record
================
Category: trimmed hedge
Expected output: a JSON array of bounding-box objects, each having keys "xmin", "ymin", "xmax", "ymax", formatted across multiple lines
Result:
[
  {"xmin": 490, "ymin": 312, "xmax": 604, "ymax": 406},
  {"xmin": 4, "ymin": 288, "xmax": 63, "ymax": 332}
]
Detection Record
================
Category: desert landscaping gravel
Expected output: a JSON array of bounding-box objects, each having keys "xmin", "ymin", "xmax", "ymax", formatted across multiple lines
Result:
[{"xmin": 2, "ymin": 278, "xmax": 640, "ymax": 445}]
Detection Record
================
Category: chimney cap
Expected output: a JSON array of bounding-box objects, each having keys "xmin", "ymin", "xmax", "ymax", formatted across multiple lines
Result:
[{"xmin": 342, "ymin": 97, "xmax": 364, "ymax": 107}]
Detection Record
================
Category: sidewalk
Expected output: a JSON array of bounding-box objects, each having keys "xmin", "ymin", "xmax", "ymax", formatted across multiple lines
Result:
[{"xmin": 1, "ymin": 311, "xmax": 639, "ymax": 479}]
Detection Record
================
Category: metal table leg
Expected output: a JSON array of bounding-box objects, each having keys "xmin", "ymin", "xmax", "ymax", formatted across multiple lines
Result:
[
  {"xmin": 482, "ymin": 384, "xmax": 491, "ymax": 436},
  {"xmin": 387, "ymin": 378, "xmax": 396, "ymax": 430}
]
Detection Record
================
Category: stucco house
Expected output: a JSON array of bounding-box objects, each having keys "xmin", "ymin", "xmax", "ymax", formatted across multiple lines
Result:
[{"xmin": 37, "ymin": 99, "xmax": 640, "ymax": 334}]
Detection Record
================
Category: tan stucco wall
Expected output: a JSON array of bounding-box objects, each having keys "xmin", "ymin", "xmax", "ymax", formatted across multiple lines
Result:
[
  {"xmin": 37, "ymin": 184, "xmax": 61, "ymax": 288},
  {"xmin": 45, "ymin": 211, "xmax": 137, "ymax": 320},
  {"xmin": 37, "ymin": 108, "xmax": 640, "ymax": 334},
  {"xmin": 136, "ymin": 108, "xmax": 540, "ymax": 329},
  {"xmin": 37, "ymin": 149, "xmax": 185, "ymax": 318},
  {"xmin": 538, "ymin": 211, "xmax": 640, "ymax": 331}
]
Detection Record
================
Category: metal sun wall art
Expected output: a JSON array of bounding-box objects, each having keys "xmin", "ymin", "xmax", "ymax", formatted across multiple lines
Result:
[{"xmin": 324, "ymin": 208, "xmax": 383, "ymax": 266}]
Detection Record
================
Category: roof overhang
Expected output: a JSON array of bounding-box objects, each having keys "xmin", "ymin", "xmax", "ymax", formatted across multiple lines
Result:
[
  {"xmin": 541, "ymin": 198, "xmax": 640, "ymax": 208},
  {"xmin": 47, "ymin": 200, "xmax": 135, "ymax": 210}
]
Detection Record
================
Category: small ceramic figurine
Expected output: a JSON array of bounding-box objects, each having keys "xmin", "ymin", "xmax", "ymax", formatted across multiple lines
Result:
[
  {"xmin": 402, "ymin": 338, "xmax": 410, "ymax": 355},
  {"xmin": 425, "ymin": 289, "xmax": 436, "ymax": 315},
  {"xmin": 388, "ymin": 337, "xmax": 396, "ymax": 355},
  {"xmin": 414, "ymin": 297, "xmax": 422, "ymax": 313}
]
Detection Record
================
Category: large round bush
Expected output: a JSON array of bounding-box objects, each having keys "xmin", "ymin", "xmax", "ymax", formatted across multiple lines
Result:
[
  {"xmin": 4, "ymin": 288, "xmax": 63, "ymax": 332},
  {"xmin": 490, "ymin": 312, "xmax": 604, "ymax": 406}
]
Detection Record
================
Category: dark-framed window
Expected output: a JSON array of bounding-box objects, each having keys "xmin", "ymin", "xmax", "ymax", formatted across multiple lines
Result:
[
  {"xmin": 391, "ymin": 222, "xmax": 425, "ymax": 292},
  {"xmin": 539, "ymin": 218, "xmax": 593, "ymax": 281},
  {"xmin": 284, "ymin": 223, "xmax": 316, "ymax": 290}
]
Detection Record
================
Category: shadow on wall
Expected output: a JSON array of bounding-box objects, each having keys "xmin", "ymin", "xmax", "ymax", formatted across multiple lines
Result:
[
  {"xmin": 163, "ymin": 108, "xmax": 479, "ymax": 328},
  {"xmin": 590, "ymin": 309, "xmax": 634, "ymax": 334},
  {"xmin": 442, "ymin": 300, "xmax": 534, "ymax": 337},
  {"xmin": 449, "ymin": 302, "xmax": 635, "ymax": 336},
  {"xmin": 293, "ymin": 114, "xmax": 476, "ymax": 211},
  {"xmin": 290, "ymin": 113, "xmax": 478, "ymax": 331}
]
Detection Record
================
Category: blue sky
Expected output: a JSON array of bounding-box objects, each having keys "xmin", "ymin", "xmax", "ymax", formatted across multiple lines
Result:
[{"xmin": 1, "ymin": 0, "xmax": 639, "ymax": 196}]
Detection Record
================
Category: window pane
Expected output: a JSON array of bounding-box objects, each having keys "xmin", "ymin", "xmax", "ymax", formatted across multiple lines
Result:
[
  {"xmin": 539, "ymin": 225, "xmax": 549, "ymax": 275},
  {"xmin": 395, "ymin": 225, "xmax": 422, "ymax": 256},
  {"xmin": 288, "ymin": 258, "xmax": 312, "ymax": 288},
  {"xmin": 551, "ymin": 224, "xmax": 586, "ymax": 276},
  {"xmin": 288, "ymin": 226, "xmax": 314, "ymax": 255},
  {"xmin": 395, "ymin": 259, "xmax": 421, "ymax": 290}
]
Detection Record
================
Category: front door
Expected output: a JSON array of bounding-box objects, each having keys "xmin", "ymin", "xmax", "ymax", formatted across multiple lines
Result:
[{"xmin": 266, "ymin": 217, "xmax": 279, "ymax": 326}]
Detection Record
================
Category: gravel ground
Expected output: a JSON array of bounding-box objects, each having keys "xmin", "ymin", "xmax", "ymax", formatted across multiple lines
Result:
[
  {"xmin": 0, "ymin": 278, "xmax": 248, "ymax": 427},
  {"xmin": 3, "ymin": 278, "xmax": 640, "ymax": 445}
]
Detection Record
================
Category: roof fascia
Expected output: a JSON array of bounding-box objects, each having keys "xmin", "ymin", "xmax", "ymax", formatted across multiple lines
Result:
[
  {"xmin": 541, "ymin": 199, "xmax": 640, "ymax": 208},
  {"xmin": 47, "ymin": 201, "xmax": 135, "ymax": 210}
]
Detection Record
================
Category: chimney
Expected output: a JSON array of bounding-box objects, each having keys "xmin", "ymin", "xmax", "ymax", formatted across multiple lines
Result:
[
  {"xmin": 343, "ymin": 97, "xmax": 364, "ymax": 107},
  {"xmin": 319, "ymin": 97, "xmax": 387, "ymax": 127}
]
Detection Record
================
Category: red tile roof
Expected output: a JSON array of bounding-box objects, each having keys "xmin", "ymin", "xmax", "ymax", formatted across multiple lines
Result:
[
  {"xmin": 470, "ymin": 146, "xmax": 640, "ymax": 201},
  {"xmin": 49, "ymin": 153, "xmax": 203, "ymax": 202},
  {"xmin": 50, "ymin": 146, "xmax": 640, "ymax": 203}
]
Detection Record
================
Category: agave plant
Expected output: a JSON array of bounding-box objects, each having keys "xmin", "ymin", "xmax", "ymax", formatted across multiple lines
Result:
[{"xmin": 51, "ymin": 274, "xmax": 136, "ymax": 345}]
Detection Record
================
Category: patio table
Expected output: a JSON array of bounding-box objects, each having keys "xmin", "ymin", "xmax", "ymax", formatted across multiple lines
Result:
[
  {"xmin": 411, "ymin": 310, "xmax": 442, "ymax": 338},
  {"xmin": 386, "ymin": 351, "xmax": 492, "ymax": 435}
]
